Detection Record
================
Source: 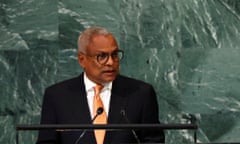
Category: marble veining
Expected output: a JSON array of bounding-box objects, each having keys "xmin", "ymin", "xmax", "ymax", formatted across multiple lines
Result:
[{"xmin": 0, "ymin": 0, "xmax": 240, "ymax": 143}]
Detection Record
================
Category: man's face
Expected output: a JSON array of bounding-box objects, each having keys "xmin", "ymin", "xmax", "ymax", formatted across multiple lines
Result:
[{"xmin": 78, "ymin": 34, "xmax": 120, "ymax": 84}]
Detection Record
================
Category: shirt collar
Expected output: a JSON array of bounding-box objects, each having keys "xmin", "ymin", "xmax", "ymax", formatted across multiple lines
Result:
[{"xmin": 83, "ymin": 72, "xmax": 112, "ymax": 92}]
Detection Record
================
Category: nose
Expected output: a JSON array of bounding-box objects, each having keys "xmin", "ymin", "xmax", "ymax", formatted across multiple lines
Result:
[{"xmin": 105, "ymin": 55, "xmax": 114, "ymax": 65}]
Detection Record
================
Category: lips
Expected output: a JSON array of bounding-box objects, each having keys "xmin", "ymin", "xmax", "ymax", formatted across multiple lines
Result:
[
  {"xmin": 102, "ymin": 69, "xmax": 117, "ymax": 75},
  {"xmin": 103, "ymin": 70, "xmax": 115, "ymax": 73}
]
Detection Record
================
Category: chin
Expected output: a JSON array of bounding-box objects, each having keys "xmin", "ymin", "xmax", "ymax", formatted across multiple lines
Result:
[{"xmin": 102, "ymin": 76, "xmax": 116, "ymax": 83}]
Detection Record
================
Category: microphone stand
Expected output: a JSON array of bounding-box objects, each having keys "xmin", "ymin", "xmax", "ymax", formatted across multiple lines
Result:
[
  {"xmin": 120, "ymin": 109, "xmax": 141, "ymax": 144},
  {"xmin": 74, "ymin": 107, "xmax": 103, "ymax": 144}
]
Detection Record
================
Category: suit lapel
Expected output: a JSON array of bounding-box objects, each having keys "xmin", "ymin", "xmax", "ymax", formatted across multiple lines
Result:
[
  {"xmin": 104, "ymin": 75, "xmax": 128, "ymax": 143},
  {"xmin": 68, "ymin": 74, "xmax": 92, "ymax": 124},
  {"xmin": 107, "ymin": 93, "xmax": 126, "ymax": 123},
  {"xmin": 67, "ymin": 74, "xmax": 97, "ymax": 143}
]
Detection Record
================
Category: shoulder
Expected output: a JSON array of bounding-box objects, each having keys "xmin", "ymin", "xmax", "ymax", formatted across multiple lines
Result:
[
  {"xmin": 45, "ymin": 75, "xmax": 82, "ymax": 93},
  {"xmin": 115, "ymin": 75, "xmax": 151, "ymax": 86},
  {"xmin": 113, "ymin": 75, "xmax": 157, "ymax": 104},
  {"xmin": 114, "ymin": 74, "xmax": 154, "ymax": 91}
]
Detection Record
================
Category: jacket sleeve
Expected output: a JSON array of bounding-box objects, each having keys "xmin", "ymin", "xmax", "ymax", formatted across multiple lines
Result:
[{"xmin": 139, "ymin": 85, "xmax": 165, "ymax": 143}]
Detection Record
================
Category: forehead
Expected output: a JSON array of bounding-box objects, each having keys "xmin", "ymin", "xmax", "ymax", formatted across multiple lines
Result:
[
  {"xmin": 91, "ymin": 34, "xmax": 116, "ymax": 44},
  {"xmin": 88, "ymin": 34, "xmax": 118, "ymax": 52}
]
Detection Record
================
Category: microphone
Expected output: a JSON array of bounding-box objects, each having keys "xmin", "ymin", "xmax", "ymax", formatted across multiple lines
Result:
[
  {"xmin": 120, "ymin": 109, "xmax": 141, "ymax": 144},
  {"xmin": 93, "ymin": 107, "xmax": 104, "ymax": 121},
  {"xmin": 74, "ymin": 107, "xmax": 104, "ymax": 144}
]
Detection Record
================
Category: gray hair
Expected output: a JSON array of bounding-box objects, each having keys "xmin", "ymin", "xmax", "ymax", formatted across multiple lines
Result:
[{"xmin": 77, "ymin": 26, "xmax": 112, "ymax": 53}]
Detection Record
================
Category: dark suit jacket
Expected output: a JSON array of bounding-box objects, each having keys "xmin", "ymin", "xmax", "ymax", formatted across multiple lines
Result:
[{"xmin": 37, "ymin": 74, "xmax": 165, "ymax": 144}]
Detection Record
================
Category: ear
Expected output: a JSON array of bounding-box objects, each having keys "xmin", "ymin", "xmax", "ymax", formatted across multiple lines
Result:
[{"xmin": 78, "ymin": 52, "xmax": 85, "ymax": 68}]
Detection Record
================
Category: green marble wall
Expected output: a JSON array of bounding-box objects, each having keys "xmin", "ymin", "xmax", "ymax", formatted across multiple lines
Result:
[{"xmin": 0, "ymin": 0, "xmax": 240, "ymax": 143}]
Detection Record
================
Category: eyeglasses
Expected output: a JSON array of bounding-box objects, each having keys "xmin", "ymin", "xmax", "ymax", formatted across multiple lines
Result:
[{"xmin": 81, "ymin": 50, "xmax": 124, "ymax": 65}]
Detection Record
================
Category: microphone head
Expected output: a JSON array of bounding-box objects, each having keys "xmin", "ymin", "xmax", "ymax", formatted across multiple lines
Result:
[
  {"xmin": 97, "ymin": 107, "xmax": 103, "ymax": 115},
  {"xmin": 120, "ymin": 109, "xmax": 125, "ymax": 116}
]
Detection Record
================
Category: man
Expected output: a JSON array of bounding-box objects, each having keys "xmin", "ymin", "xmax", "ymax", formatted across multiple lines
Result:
[{"xmin": 37, "ymin": 26, "xmax": 165, "ymax": 144}]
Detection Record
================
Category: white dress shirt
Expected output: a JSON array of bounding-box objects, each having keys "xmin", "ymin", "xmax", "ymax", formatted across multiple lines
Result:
[{"xmin": 83, "ymin": 73, "xmax": 112, "ymax": 119}]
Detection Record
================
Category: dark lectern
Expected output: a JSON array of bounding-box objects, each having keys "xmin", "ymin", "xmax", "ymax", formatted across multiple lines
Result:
[{"xmin": 16, "ymin": 123, "xmax": 198, "ymax": 144}]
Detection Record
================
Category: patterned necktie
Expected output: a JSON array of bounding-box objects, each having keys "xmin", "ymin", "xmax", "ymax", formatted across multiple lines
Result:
[{"xmin": 93, "ymin": 84, "xmax": 107, "ymax": 144}]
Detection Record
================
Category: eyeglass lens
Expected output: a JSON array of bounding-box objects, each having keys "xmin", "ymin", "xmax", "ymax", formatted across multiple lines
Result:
[{"xmin": 97, "ymin": 50, "xmax": 123, "ymax": 64}]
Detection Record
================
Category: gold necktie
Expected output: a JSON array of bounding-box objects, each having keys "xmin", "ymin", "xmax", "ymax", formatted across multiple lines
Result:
[{"xmin": 93, "ymin": 84, "xmax": 107, "ymax": 144}]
